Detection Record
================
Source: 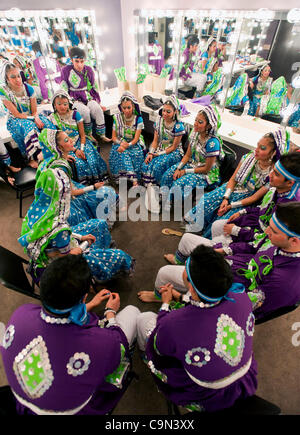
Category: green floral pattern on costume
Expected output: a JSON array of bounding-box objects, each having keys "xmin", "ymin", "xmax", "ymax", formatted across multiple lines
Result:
[{"xmin": 105, "ymin": 344, "xmax": 130, "ymax": 389}]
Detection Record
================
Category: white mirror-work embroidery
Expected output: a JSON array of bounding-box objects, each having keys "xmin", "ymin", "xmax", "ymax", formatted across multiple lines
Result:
[
  {"xmin": 13, "ymin": 335, "xmax": 54, "ymax": 399},
  {"xmin": 67, "ymin": 352, "xmax": 91, "ymax": 377}
]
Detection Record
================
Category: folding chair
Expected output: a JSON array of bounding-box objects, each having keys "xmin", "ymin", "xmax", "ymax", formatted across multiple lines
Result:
[{"xmin": 0, "ymin": 245, "xmax": 40, "ymax": 300}]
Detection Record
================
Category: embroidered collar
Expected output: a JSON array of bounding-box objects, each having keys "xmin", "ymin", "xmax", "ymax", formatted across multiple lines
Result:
[
  {"xmin": 277, "ymin": 249, "xmax": 300, "ymax": 258},
  {"xmin": 40, "ymin": 309, "xmax": 71, "ymax": 324}
]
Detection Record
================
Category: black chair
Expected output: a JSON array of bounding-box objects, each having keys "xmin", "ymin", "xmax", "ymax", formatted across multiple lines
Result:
[
  {"xmin": 167, "ymin": 394, "xmax": 281, "ymax": 416},
  {"xmin": 255, "ymin": 301, "xmax": 300, "ymax": 325},
  {"xmin": 178, "ymin": 86, "xmax": 196, "ymax": 100},
  {"xmin": 0, "ymin": 386, "xmax": 18, "ymax": 416},
  {"xmin": 204, "ymin": 143, "xmax": 237, "ymax": 193},
  {"xmin": 0, "ymin": 245, "xmax": 40, "ymax": 300},
  {"xmin": 68, "ymin": 158, "xmax": 79, "ymax": 182},
  {"xmin": 0, "ymin": 374, "xmax": 139, "ymax": 416},
  {"xmin": 0, "ymin": 162, "xmax": 36, "ymax": 218}
]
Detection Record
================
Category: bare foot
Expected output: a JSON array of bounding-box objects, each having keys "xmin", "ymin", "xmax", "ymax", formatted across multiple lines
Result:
[
  {"xmin": 164, "ymin": 254, "xmax": 176, "ymax": 264},
  {"xmin": 100, "ymin": 136, "xmax": 112, "ymax": 143},
  {"xmin": 9, "ymin": 166, "xmax": 21, "ymax": 173},
  {"xmin": 28, "ymin": 160, "xmax": 38, "ymax": 169},
  {"xmin": 137, "ymin": 291, "xmax": 161, "ymax": 303},
  {"xmin": 89, "ymin": 135, "xmax": 98, "ymax": 143}
]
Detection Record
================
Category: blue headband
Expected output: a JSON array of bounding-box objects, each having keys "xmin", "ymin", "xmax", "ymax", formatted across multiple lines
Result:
[
  {"xmin": 44, "ymin": 298, "xmax": 89, "ymax": 326},
  {"xmin": 274, "ymin": 160, "xmax": 300, "ymax": 199},
  {"xmin": 272, "ymin": 212, "xmax": 300, "ymax": 239},
  {"xmin": 185, "ymin": 256, "xmax": 245, "ymax": 303}
]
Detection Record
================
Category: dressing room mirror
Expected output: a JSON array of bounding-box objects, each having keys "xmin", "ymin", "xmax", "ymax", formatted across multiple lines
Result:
[{"xmin": 0, "ymin": 9, "xmax": 103, "ymax": 102}]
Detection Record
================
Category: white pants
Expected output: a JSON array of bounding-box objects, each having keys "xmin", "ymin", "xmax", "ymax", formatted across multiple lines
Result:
[
  {"xmin": 115, "ymin": 305, "xmax": 141, "ymax": 347},
  {"xmin": 178, "ymin": 219, "xmax": 231, "ymax": 258},
  {"xmin": 153, "ymin": 219, "xmax": 232, "ymax": 297},
  {"xmin": 155, "ymin": 265, "xmax": 187, "ymax": 294},
  {"xmin": 73, "ymin": 100, "xmax": 105, "ymax": 127},
  {"xmin": 185, "ymin": 73, "xmax": 207, "ymax": 93},
  {"xmin": 136, "ymin": 311, "xmax": 158, "ymax": 351}
]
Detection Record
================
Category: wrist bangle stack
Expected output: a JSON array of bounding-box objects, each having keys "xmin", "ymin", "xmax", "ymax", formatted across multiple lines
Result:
[
  {"xmin": 230, "ymin": 201, "xmax": 243, "ymax": 209},
  {"xmin": 83, "ymin": 185, "xmax": 94, "ymax": 193},
  {"xmin": 185, "ymin": 168, "xmax": 194, "ymax": 174},
  {"xmin": 104, "ymin": 308, "xmax": 117, "ymax": 316},
  {"xmin": 223, "ymin": 188, "xmax": 232, "ymax": 200},
  {"xmin": 177, "ymin": 162, "xmax": 184, "ymax": 170}
]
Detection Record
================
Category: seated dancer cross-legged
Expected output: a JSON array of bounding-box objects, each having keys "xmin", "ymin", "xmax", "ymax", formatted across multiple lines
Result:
[
  {"xmin": 18, "ymin": 128, "xmax": 134, "ymax": 285},
  {"xmin": 0, "ymin": 255, "xmax": 141, "ymax": 415},
  {"xmin": 109, "ymin": 91, "xmax": 145, "ymax": 187},
  {"xmin": 136, "ymin": 246, "xmax": 258, "ymax": 413},
  {"xmin": 184, "ymin": 128, "xmax": 290, "ymax": 238}
]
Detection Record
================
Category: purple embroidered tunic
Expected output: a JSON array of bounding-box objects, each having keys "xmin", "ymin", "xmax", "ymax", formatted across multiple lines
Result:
[
  {"xmin": 229, "ymin": 187, "xmax": 295, "ymax": 246},
  {"xmin": 145, "ymin": 292, "xmax": 257, "ymax": 412},
  {"xmin": 61, "ymin": 65, "xmax": 101, "ymax": 105},
  {"xmin": 227, "ymin": 246, "xmax": 300, "ymax": 320},
  {"xmin": 0, "ymin": 304, "xmax": 130, "ymax": 415},
  {"xmin": 33, "ymin": 57, "xmax": 62, "ymax": 100}
]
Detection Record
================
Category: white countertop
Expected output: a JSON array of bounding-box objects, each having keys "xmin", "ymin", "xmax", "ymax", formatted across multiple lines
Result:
[{"xmin": 1, "ymin": 87, "xmax": 299, "ymax": 152}]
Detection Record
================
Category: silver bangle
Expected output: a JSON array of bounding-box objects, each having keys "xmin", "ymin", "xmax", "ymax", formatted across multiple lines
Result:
[
  {"xmin": 72, "ymin": 232, "xmax": 82, "ymax": 241},
  {"xmin": 104, "ymin": 308, "xmax": 117, "ymax": 315},
  {"xmin": 185, "ymin": 168, "xmax": 194, "ymax": 174},
  {"xmin": 80, "ymin": 143, "xmax": 85, "ymax": 151},
  {"xmin": 79, "ymin": 241, "xmax": 89, "ymax": 251},
  {"xmin": 83, "ymin": 185, "xmax": 94, "ymax": 193},
  {"xmin": 224, "ymin": 188, "xmax": 232, "ymax": 200},
  {"xmin": 177, "ymin": 162, "xmax": 184, "ymax": 170},
  {"xmin": 230, "ymin": 201, "xmax": 243, "ymax": 209}
]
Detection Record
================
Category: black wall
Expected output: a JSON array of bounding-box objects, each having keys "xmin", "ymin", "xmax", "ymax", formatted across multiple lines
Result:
[{"xmin": 269, "ymin": 20, "xmax": 300, "ymax": 83}]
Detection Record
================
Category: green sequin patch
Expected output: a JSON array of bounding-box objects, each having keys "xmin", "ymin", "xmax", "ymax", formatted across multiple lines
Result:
[
  {"xmin": 13, "ymin": 335, "xmax": 54, "ymax": 399},
  {"xmin": 214, "ymin": 314, "xmax": 245, "ymax": 367}
]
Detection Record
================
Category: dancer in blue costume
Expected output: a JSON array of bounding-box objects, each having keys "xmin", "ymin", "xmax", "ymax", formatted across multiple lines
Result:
[
  {"xmin": 142, "ymin": 95, "xmax": 185, "ymax": 187},
  {"xmin": 38, "ymin": 120, "xmax": 118, "ymax": 229},
  {"xmin": 184, "ymin": 128, "xmax": 290, "ymax": 238},
  {"xmin": 248, "ymin": 64, "xmax": 272, "ymax": 117},
  {"xmin": 225, "ymin": 72, "xmax": 249, "ymax": 107},
  {"xmin": 109, "ymin": 91, "xmax": 145, "ymax": 186},
  {"xmin": 0, "ymin": 62, "xmax": 43, "ymax": 168},
  {"xmin": 39, "ymin": 89, "xmax": 109, "ymax": 184},
  {"xmin": 18, "ymin": 128, "xmax": 133, "ymax": 284},
  {"xmin": 160, "ymin": 105, "xmax": 224, "ymax": 208}
]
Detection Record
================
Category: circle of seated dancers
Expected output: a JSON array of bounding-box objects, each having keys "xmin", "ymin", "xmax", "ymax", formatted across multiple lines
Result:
[{"xmin": 1, "ymin": 47, "xmax": 300, "ymax": 415}]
